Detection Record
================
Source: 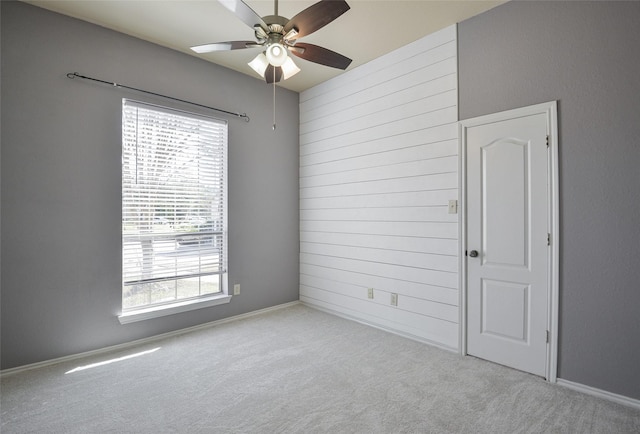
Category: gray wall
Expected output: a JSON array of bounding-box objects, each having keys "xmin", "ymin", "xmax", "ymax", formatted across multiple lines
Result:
[
  {"xmin": 0, "ymin": 1, "xmax": 3, "ymax": 368},
  {"xmin": 459, "ymin": 1, "xmax": 640, "ymax": 399},
  {"xmin": 1, "ymin": 1, "xmax": 299, "ymax": 369}
]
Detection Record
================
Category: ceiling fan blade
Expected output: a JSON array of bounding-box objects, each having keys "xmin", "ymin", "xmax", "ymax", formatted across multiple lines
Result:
[
  {"xmin": 190, "ymin": 41, "xmax": 259, "ymax": 53},
  {"xmin": 265, "ymin": 65, "xmax": 283, "ymax": 84},
  {"xmin": 218, "ymin": 0, "xmax": 268, "ymax": 31},
  {"xmin": 290, "ymin": 43, "xmax": 352, "ymax": 70},
  {"xmin": 284, "ymin": 0, "xmax": 350, "ymax": 39}
]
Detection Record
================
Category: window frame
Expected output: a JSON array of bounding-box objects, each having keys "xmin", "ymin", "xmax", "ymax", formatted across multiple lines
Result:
[{"xmin": 118, "ymin": 99, "xmax": 230, "ymax": 324}]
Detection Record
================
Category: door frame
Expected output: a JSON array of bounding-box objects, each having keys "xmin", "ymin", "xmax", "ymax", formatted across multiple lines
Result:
[{"xmin": 458, "ymin": 101, "xmax": 559, "ymax": 382}]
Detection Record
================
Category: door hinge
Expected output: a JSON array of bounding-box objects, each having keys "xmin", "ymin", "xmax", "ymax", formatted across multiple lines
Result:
[
  {"xmin": 546, "ymin": 135, "xmax": 550, "ymax": 147},
  {"xmin": 547, "ymin": 233, "xmax": 551, "ymax": 246},
  {"xmin": 546, "ymin": 330, "xmax": 550, "ymax": 343}
]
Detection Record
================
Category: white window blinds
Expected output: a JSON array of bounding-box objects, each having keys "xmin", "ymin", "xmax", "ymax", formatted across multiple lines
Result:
[{"xmin": 122, "ymin": 99, "xmax": 227, "ymax": 310}]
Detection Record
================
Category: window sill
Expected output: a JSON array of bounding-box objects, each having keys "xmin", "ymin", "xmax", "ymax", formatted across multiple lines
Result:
[{"xmin": 118, "ymin": 294, "xmax": 232, "ymax": 324}]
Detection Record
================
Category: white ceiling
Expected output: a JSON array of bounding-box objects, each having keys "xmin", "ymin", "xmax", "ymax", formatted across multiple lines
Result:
[{"xmin": 24, "ymin": 0, "xmax": 504, "ymax": 93}]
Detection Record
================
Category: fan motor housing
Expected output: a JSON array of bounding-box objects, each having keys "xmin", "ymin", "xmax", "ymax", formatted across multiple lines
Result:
[{"xmin": 262, "ymin": 15, "xmax": 289, "ymax": 27}]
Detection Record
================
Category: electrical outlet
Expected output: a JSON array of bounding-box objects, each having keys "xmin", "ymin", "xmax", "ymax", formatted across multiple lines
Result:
[
  {"xmin": 390, "ymin": 293, "xmax": 398, "ymax": 306},
  {"xmin": 367, "ymin": 288, "xmax": 374, "ymax": 299},
  {"xmin": 233, "ymin": 284, "xmax": 240, "ymax": 295}
]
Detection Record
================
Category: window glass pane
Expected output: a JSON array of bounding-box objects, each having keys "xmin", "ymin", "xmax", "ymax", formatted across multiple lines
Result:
[
  {"xmin": 123, "ymin": 274, "xmax": 221, "ymax": 310},
  {"xmin": 176, "ymin": 274, "xmax": 220, "ymax": 300}
]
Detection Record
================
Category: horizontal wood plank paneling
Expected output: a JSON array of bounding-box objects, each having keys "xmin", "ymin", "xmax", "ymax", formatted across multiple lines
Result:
[
  {"xmin": 300, "ymin": 189, "xmax": 458, "ymax": 211},
  {"xmin": 299, "ymin": 25, "xmax": 460, "ymax": 349},
  {"xmin": 301, "ymin": 253, "xmax": 458, "ymax": 288},
  {"xmin": 301, "ymin": 263, "xmax": 459, "ymax": 306},
  {"xmin": 300, "ymin": 106, "xmax": 458, "ymax": 148},
  {"xmin": 300, "ymin": 220, "xmax": 458, "ymax": 239},
  {"xmin": 300, "ymin": 173, "xmax": 458, "ymax": 199},
  {"xmin": 300, "ymin": 156, "xmax": 458, "ymax": 189},
  {"xmin": 300, "ymin": 243, "xmax": 458, "ymax": 273},
  {"xmin": 301, "ymin": 139, "xmax": 458, "ymax": 177},
  {"xmin": 300, "ymin": 72, "xmax": 457, "ymax": 132},
  {"xmin": 300, "ymin": 44, "xmax": 455, "ymax": 114},
  {"xmin": 300, "ymin": 90, "xmax": 457, "ymax": 143},
  {"xmin": 300, "ymin": 275, "xmax": 458, "ymax": 322},
  {"xmin": 300, "ymin": 206, "xmax": 457, "ymax": 223},
  {"xmin": 300, "ymin": 232, "xmax": 458, "ymax": 256},
  {"xmin": 300, "ymin": 124, "xmax": 458, "ymax": 163}
]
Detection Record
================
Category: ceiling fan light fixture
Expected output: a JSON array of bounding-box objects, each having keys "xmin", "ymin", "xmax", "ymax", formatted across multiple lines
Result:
[
  {"xmin": 266, "ymin": 43, "xmax": 288, "ymax": 67},
  {"xmin": 281, "ymin": 57, "xmax": 301, "ymax": 80},
  {"xmin": 248, "ymin": 52, "xmax": 269, "ymax": 78}
]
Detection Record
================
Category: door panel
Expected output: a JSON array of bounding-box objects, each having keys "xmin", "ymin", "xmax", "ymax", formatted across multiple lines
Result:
[
  {"xmin": 466, "ymin": 112, "xmax": 549, "ymax": 377},
  {"xmin": 481, "ymin": 279, "xmax": 529, "ymax": 342},
  {"xmin": 483, "ymin": 139, "xmax": 528, "ymax": 268}
]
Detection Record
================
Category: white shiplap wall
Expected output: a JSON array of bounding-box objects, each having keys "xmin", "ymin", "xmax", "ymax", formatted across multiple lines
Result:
[{"xmin": 299, "ymin": 26, "xmax": 459, "ymax": 350}]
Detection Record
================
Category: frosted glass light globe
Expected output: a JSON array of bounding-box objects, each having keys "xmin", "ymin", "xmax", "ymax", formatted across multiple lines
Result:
[{"xmin": 266, "ymin": 43, "xmax": 288, "ymax": 67}]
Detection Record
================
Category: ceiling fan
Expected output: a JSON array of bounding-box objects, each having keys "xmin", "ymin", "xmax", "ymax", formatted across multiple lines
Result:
[{"xmin": 191, "ymin": 0, "xmax": 353, "ymax": 83}]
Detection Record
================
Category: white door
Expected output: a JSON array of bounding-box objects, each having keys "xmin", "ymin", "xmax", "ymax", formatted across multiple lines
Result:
[{"xmin": 464, "ymin": 106, "xmax": 551, "ymax": 378}]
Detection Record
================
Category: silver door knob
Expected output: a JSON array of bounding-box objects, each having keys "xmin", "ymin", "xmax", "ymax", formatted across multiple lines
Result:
[{"xmin": 469, "ymin": 250, "xmax": 479, "ymax": 257}]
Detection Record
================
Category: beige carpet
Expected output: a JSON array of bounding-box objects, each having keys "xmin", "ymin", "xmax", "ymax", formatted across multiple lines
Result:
[{"xmin": 2, "ymin": 304, "xmax": 639, "ymax": 433}]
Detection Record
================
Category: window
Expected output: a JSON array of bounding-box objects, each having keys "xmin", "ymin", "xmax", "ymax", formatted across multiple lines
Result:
[{"xmin": 121, "ymin": 100, "xmax": 227, "ymax": 314}]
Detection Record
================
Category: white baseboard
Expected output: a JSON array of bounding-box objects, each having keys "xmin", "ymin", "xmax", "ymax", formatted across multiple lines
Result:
[
  {"xmin": 0, "ymin": 300, "xmax": 301, "ymax": 377},
  {"xmin": 556, "ymin": 378, "xmax": 640, "ymax": 410}
]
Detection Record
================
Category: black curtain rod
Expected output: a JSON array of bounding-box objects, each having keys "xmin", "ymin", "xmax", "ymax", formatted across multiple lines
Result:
[{"xmin": 66, "ymin": 72, "xmax": 250, "ymax": 122}]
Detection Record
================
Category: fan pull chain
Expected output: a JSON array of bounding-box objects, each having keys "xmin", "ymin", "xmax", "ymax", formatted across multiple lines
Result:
[{"xmin": 272, "ymin": 68, "xmax": 277, "ymax": 131}]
